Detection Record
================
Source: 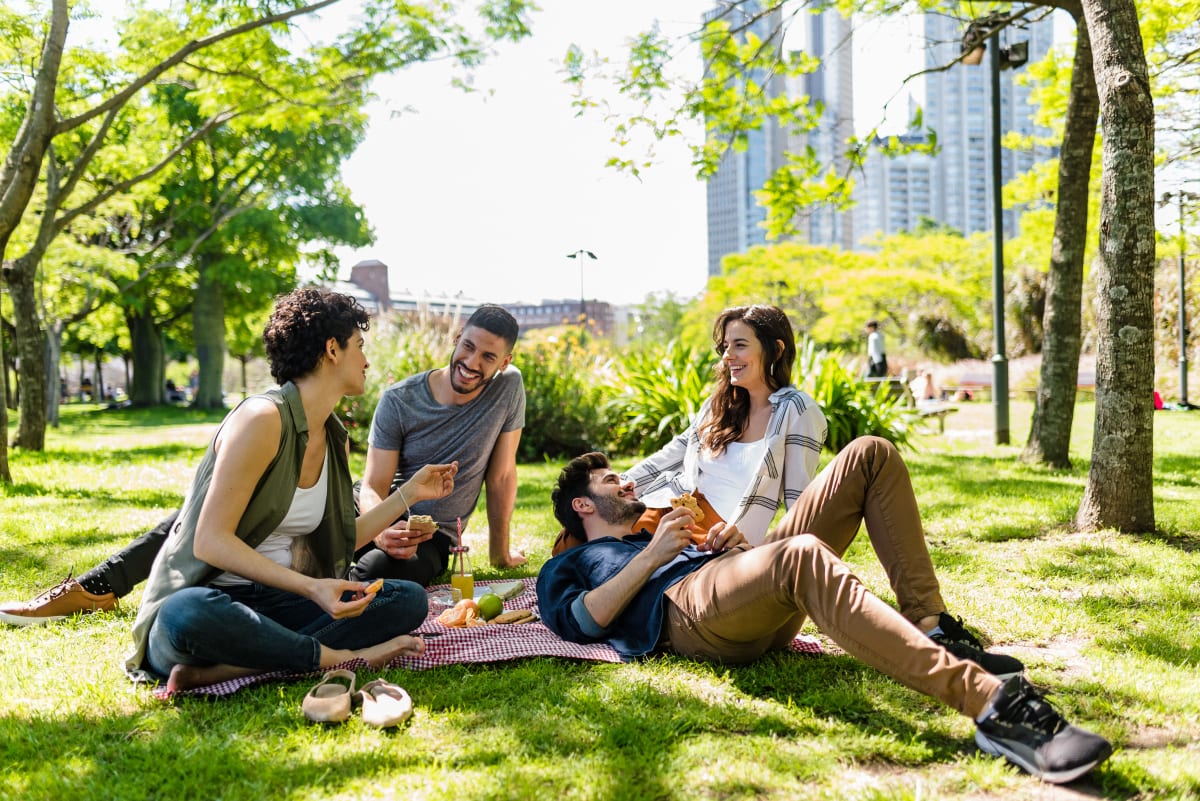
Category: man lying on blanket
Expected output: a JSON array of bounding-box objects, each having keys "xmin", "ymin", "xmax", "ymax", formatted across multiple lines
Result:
[{"xmin": 535, "ymin": 443, "xmax": 1112, "ymax": 785}]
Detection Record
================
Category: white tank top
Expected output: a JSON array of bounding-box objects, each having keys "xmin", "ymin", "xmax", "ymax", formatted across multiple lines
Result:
[
  {"xmin": 211, "ymin": 455, "xmax": 329, "ymax": 587},
  {"xmin": 696, "ymin": 438, "xmax": 768, "ymax": 522}
]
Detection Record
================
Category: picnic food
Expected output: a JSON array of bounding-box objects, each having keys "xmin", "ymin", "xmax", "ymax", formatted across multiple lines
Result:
[
  {"xmin": 670, "ymin": 492, "xmax": 705, "ymax": 523},
  {"xmin": 490, "ymin": 580, "xmax": 525, "ymax": 600},
  {"xmin": 670, "ymin": 493, "xmax": 709, "ymax": 545},
  {"xmin": 493, "ymin": 608, "xmax": 535, "ymax": 625},
  {"xmin": 436, "ymin": 598, "xmax": 488, "ymax": 627},
  {"xmin": 477, "ymin": 593, "xmax": 504, "ymax": 621},
  {"xmin": 364, "ymin": 578, "xmax": 385, "ymax": 595},
  {"xmin": 407, "ymin": 514, "xmax": 438, "ymax": 534}
]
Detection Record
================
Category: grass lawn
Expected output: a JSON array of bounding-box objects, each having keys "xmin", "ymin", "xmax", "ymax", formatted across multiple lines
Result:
[{"xmin": 1, "ymin": 399, "xmax": 1198, "ymax": 800}]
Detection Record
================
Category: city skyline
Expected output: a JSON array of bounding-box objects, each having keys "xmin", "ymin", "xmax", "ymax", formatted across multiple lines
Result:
[{"xmin": 331, "ymin": 3, "xmax": 1064, "ymax": 306}]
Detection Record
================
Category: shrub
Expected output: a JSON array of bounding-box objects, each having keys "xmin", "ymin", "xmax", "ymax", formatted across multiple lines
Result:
[
  {"xmin": 603, "ymin": 340, "xmax": 718, "ymax": 456},
  {"xmin": 795, "ymin": 340, "xmax": 917, "ymax": 452},
  {"xmin": 515, "ymin": 328, "xmax": 612, "ymax": 461}
]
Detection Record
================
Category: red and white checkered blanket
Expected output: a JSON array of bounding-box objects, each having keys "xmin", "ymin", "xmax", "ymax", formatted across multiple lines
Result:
[{"xmin": 159, "ymin": 577, "xmax": 823, "ymax": 698}]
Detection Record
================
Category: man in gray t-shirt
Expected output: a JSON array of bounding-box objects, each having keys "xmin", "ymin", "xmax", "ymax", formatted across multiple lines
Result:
[{"xmin": 350, "ymin": 304, "xmax": 526, "ymax": 586}]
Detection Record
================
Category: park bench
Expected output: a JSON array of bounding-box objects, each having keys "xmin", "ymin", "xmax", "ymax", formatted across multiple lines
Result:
[{"xmin": 864, "ymin": 377, "xmax": 958, "ymax": 434}]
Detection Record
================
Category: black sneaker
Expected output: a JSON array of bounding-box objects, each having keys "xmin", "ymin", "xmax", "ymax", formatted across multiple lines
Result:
[
  {"xmin": 929, "ymin": 612, "xmax": 1024, "ymax": 678},
  {"xmin": 975, "ymin": 675, "xmax": 1112, "ymax": 784}
]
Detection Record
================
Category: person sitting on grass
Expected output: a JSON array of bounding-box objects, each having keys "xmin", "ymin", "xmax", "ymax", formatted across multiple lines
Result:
[
  {"xmin": 591, "ymin": 304, "xmax": 826, "ymax": 549},
  {"xmin": 537, "ymin": 444, "xmax": 1112, "ymax": 784},
  {"xmin": 1, "ymin": 304, "xmax": 526, "ymax": 626},
  {"xmin": 124, "ymin": 287, "xmax": 457, "ymax": 693}
]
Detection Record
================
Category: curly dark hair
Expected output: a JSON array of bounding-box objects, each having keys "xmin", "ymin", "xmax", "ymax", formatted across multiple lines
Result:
[
  {"xmin": 550, "ymin": 451, "xmax": 610, "ymax": 553},
  {"xmin": 263, "ymin": 287, "xmax": 370, "ymax": 384},
  {"xmin": 699, "ymin": 305, "xmax": 796, "ymax": 455}
]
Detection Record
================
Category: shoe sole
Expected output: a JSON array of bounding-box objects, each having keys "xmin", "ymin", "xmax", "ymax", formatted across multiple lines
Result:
[
  {"xmin": 975, "ymin": 730, "xmax": 1109, "ymax": 784},
  {"xmin": 0, "ymin": 610, "xmax": 64, "ymax": 627}
]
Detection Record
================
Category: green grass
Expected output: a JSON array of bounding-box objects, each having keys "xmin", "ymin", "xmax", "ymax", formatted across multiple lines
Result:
[{"xmin": 2, "ymin": 401, "xmax": 1199, "ymax": 800}]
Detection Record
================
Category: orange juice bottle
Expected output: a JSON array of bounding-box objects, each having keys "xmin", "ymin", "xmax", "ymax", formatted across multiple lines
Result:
[{"xmin": 449, "ymin": 545, "xmax": 474, "ymax": 600}]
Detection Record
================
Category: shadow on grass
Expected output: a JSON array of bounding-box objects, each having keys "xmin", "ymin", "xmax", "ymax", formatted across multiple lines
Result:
[
  {"xmin": 0, "ymin": 481, "xmax": 180, "ymax": 507},
  {"xmin": 54, "ymin": 404, "xmax": 228, "ymax": 432},
  {"xmin": 0, "ymin": 652, "xmax": 1150, "ymax": 801},
  {"xmin": 1153, "ymin": 454, "xmax": 1200, "ymax": 489},
  {"xmin": 12, "ymin": 442, "xmax": 205, "ymax": 467}
]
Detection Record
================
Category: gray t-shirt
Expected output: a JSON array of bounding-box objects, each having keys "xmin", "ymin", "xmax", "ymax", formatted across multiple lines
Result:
[{"xmin": 367, "ymin": 365, "xmax": 525, "ymax": 542}]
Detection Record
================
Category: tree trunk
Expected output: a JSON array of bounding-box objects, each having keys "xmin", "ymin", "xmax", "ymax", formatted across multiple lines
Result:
[
  {"xmin": 93, "ymin": 348, "xmax": 106, "ymax": 401},
  {"xmin": 44, "ymin": 321, "xmax": 63, "ymax": 427},
  {"xmin": 0, "ymin": 312, "xmax": 9, "ymax": 482},
  {"xmin": 128, "ymin": 312, "xmax": 165, "ymax": 406},
  {"xmin": 1024, "ymin": 13, "xmax": 1098, "ymax": 468},
  {"xmin": 0, "ymin": 3, "xmax": 67, "ymax": 462},
  {"xmin": 1076, "ymin": 0, "xmax": 1156, "ymax": 532},
  {"xmin": 9, "ymin": 261, "xmax": 47, "ymax": 450},
  {"xmin": 193, "ymin": 266, "xmax": 226, "ymax": 410}
]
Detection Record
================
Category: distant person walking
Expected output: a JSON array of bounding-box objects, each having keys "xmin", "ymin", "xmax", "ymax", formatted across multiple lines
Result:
[{"xmin": 865, "ymin": 320, "xmax": 887, "ymax": 378}]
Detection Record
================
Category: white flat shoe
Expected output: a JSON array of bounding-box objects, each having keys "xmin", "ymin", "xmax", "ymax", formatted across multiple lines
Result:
[{"xmin": 359, "ymin": 678, "xmax": 413, "ymax": 728}]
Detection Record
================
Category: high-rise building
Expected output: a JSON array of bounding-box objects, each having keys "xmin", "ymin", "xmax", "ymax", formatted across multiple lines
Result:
[
  {"xmin": 704, "ymin": 3, "xmax": 856, "ymax": 275},
  {"xmin": 854, "ymin": 14, "xmax": 1056, "ymax": 242},
  {"xmin": 788, "ymin": 10, "xmax": 856, "ymax": 251},
  {"xmin": 924, "ymin": 13, "xmax": 1055, "ymax": 237},
  {"xmin": 703, "ymin": 1, "xmax": 785, "ymax": 277},
  {"xmin": 855, "ymin": 133, "xmax": 935, "ymax": 240}
]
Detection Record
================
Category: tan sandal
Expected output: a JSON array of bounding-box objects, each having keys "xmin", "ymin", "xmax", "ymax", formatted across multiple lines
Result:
[
  {"xmin": 302, "ymin": 669, "xmax": 357, "ymax": 724},
  {"xmin": 358, "ymin": 678, "xmax": 413, "ymax": 728}
]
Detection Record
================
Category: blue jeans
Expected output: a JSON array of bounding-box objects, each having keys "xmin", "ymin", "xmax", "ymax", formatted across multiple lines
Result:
[{"xmin": 145, "ymin": 580, "xmax": 428, "ymax": 677}]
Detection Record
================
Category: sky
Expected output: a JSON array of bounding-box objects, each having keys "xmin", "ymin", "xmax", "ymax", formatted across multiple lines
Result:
[{"xmin": 326, "ymin": 2, "xmax": 927, "ymax": 307}]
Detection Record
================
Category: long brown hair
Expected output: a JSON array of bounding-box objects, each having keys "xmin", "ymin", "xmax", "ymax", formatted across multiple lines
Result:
[{"xmin": 699, "ymin": 305, "xmax": 796, "ymax": 455}]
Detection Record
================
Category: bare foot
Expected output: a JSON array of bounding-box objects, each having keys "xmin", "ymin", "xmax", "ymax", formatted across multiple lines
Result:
[
  {"xmin": 167, "ymin": 663, "xmax": 262, "ymax": 694},
  {"xmin": 354, "ymin": 635, "xmax": 426, "ymax": 669}
]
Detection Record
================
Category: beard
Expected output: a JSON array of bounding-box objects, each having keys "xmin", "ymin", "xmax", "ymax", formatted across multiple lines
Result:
[
  {"xmin": 591, "ymin": 493, "xmax": 645, "ymax": 527},
  {"xmin": 448, "ymin": 358, "xmax": 496, "ymax": 395}
]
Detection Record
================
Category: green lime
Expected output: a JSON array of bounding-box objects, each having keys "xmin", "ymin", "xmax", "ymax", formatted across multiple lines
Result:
[{"xmin": 476, "ymin": 593, "xmax": 504, "ymax": 621}]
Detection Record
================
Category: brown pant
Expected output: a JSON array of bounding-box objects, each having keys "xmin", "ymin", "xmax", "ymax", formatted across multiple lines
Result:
[{"xmin": 663, "ymin": 436, "xmax": 1001, "ymax": 718}]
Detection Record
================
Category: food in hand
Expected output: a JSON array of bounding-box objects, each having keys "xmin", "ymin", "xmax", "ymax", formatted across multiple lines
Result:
[
  {"xmin": 364, "ymin": 578, "xmax": 385, "ymax": 595},
  {"xmin": 670, "ymin": 492, "xmax": 705, "ymax": 523},
  {"xmin": 476, "ymin": 593, "xmax": 504, "ymax": 621},
  {"xmin": 493, "ymin": 608, "xmax": 535, "ymax": 625},
  {"xmin": 670, "ymin": 493, "xmax": 708, "ymax": 545},
  {"xmin": 407, "ymin": 514, "xmax": 438, "ymax": 534}
]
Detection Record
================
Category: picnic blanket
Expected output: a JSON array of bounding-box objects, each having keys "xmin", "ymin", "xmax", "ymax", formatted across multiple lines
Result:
[{"xmin": 159, "ymin": 577, "xmax": 823, "ymax": 698}]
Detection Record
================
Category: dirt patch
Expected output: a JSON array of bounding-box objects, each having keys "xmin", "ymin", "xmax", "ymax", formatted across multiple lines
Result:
[{"xmin": 1003, "ymin": 635, "xmax": 1096, "ymax": 681}]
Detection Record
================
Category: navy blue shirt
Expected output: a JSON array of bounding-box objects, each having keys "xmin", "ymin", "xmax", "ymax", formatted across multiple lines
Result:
[{"xmin": 536, "ymin": 532, "xmax": 726, "ymax": 658}]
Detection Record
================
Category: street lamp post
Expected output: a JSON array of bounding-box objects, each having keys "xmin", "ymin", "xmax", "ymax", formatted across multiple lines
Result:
[
  {"xmin": 566, "ymin": 249, "xmax": 597, "ymax": 329},
  {"xmin": 962, "ymin": 14, "xmax": 1028, "ymax": 446},
  {"xmin": 1160, "ymin": 190, "xmax": 1197, "ymax": 408}
]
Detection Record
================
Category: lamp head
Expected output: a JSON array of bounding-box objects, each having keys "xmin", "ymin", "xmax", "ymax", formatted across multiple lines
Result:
[{"xmin": 1001, "ymin": 41, "xmax": 1029, "ymax": 70}]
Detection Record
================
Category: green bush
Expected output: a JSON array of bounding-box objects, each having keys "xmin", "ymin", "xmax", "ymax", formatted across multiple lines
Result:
[
  {"xmin": 337, "ymin": 312, "xmax": 454, "ymax": 450},
  {"xmin": 515, "ymin": 328, "xmax": 612, "ymax": 461},
  {"xmin": 603, "ymin": 340, "xmax": 718, "ymax": 456},
  {"xmin": 795, "ymin": 340, "xmax": 917, "ymax": 452}
]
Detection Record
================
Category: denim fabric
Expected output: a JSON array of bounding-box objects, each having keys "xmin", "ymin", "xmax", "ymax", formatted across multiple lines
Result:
[
  {"xmin": 350, "ymin": 531, "xmax": 453, "ymax": 586},
  {"xmin": 145, "ymin": 579, "xmax": 427, "ymax": 678},
  {"xmin": 82, "ymin": 510, "xmax": 177, "ymax": 598}
]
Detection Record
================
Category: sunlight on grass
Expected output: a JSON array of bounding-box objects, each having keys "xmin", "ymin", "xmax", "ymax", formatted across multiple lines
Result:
[{"xmin": 1, "ymin": 401, "xmax": 1198, "ymax": 800}]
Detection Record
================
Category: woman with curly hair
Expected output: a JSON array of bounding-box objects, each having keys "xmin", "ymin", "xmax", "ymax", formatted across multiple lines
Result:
[
  {"xmin": 552, "ymin": 305, "xmax": 826, "ymax": 554},
  {"xmin": 125, "ymin": 287, "xmax": 457, "ymax": 693}
]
